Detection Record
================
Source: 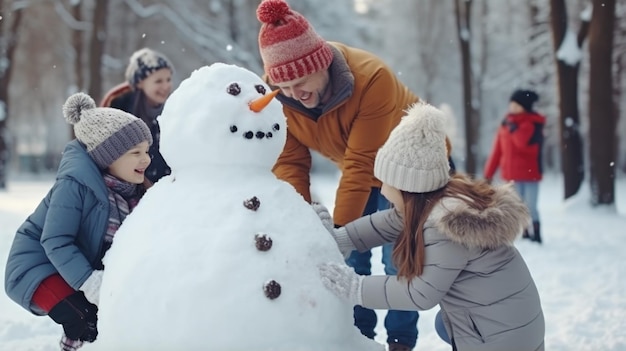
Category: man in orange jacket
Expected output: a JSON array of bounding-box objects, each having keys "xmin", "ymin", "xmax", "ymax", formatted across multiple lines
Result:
[{"xmin": 255, "ymin": 1, "xmax": 423, "ymax": 349}]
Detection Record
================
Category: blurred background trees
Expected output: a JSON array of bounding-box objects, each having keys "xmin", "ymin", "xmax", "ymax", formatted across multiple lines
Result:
[{"xmin": 0, "ymin": 0, "xmax": 624, "ymax": 204}]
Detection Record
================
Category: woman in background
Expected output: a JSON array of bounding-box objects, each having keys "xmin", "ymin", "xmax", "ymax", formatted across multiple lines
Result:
[{"xmin": 101, "ymin": 47, "xmax": 174, "ymax": 184}]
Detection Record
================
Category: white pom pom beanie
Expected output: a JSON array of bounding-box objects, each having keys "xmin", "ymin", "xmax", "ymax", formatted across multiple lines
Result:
[{"xmin": 374, "ymin": 102, "xmax": 450, "ymax": 193}]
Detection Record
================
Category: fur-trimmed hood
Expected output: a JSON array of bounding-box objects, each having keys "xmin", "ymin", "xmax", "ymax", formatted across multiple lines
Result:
[{"xmin": 427, "ymin": 183, "xmax": 530, "ymax": 249}]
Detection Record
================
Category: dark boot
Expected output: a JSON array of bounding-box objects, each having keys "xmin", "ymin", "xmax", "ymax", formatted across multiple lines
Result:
[
  {"xmin": 388, "ymin": 343, "xmax": 413, "ymax": 351},
  {"xmin": 532, "ymin": 221, "xmax": 542, "ymax": 244},
  {"xmin": 522, "ymin": 229, "xmax": 531, "ymax": 240}
]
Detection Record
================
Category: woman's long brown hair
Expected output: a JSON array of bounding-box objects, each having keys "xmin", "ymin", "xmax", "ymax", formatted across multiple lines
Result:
[{"xmin": 392, "ymin": 173, "xmax": 495, "ymax": 280}]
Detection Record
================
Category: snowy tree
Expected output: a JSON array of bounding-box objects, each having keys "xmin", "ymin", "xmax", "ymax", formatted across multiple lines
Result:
[
  {"xmin": 455, "ymin": 0, "xmax": 480, "ymax": 176},
  {"xmin": 588, "ymin": 0, "xmax": 616, "ymax": 205},
  {"xmin": 550, "ymin": 0, "xmax": 589, "ymax": 199},
  {"xmin": 0, "ymin": 0, "xmax": 23, "ymax": 189}
]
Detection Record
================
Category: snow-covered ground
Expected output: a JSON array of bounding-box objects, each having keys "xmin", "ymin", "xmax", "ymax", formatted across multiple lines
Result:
[{"xmin": 1, "ymin": 172, "xmax": 625, "ymax": 351}]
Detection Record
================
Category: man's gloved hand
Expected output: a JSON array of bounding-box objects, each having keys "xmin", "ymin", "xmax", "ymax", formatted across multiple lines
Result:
[
  {"xmin": 48, "ymin": 291, "xmax": 98, "ymax": 342},
  {"xmin": 312, "ymin": 203, "xmax": 356, "ymax": 258},
  {"xmin": 318, "ymin": 262, "xmax": 363, "ymax": 306},
  {"xmin": 79, "ymin": 270, "xmax": 103, "ymax": 306}
]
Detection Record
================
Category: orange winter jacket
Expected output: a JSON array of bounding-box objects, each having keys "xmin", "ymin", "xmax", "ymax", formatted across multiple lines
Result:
[{"xmin": 269, "ymin": 42, "xmax": 419, "ymax": 226}]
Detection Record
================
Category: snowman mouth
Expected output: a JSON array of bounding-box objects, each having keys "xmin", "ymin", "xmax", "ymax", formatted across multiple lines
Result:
[
  {"xmin": 229, "ymin": 123, "xmax": 281, "ymax": 140},
  {"xmin": 244, "ymin": 131, "xmax": 273, "ymax": 139}
]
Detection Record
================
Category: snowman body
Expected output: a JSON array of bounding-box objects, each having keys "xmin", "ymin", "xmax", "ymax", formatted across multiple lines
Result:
[{"xmin": 90, "ymin": 63, "xmax": 383, "ymax": 351}]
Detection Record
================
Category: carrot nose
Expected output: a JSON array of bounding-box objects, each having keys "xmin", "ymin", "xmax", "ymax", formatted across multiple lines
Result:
[{"xmin": 249, "ymin": 89, "xmax": 280, "ymax": 112}]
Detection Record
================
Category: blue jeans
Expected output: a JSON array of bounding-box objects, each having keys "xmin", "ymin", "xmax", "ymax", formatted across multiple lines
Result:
[
  {"xmin": 345, "ymin": 188, "xmax": 419, "ymax": 347},
  {"xmin": 513, "ymin": 181, "xmax": 540, "ymax": 222},
  {"xmin": 435, "ymin": 310, "xmax": 451, "ymax": 344}
]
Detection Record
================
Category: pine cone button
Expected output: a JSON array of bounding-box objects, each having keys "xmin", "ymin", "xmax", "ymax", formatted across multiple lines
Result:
[
  {"xmin": 255, "ymin": 234, "xmax": 273, "ymax": 251},
  {"xmin": 243, "ymin": 196, "xmax": 261, "ymax": 211},
  {"xmin": 263, "ymin": 280, "xmax": 281, "ymax": 299}
]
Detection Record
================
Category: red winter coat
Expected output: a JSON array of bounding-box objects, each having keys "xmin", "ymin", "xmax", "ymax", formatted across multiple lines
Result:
[{"xmin": 484, "ymin": 112, "xmax": 546, "ymax": 182}]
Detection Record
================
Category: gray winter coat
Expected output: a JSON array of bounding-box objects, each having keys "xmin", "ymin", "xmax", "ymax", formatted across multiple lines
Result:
[
  {"xmin": 4, "ymin": 140, "xmax": 109, "ymax": 314},
  {"xmin": 344, "ymin": 184, "xmax": 545, "ymax": 351}
]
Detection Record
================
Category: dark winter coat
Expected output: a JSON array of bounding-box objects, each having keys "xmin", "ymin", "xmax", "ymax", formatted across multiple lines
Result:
[
  {"xmin": 269, "ymin": 42, "xmax": 419, "ymax": 226},
  {"xmin": 101, "ymin": 83, "xmax": 171, "ymax": 183},
  {"xmin": 484, "ymin": 111, "xmax": 546, "ymax": 182},
  {"xmin": 345, "ymin": 184, "xmax": 545, "ymax": 351},
  {"xmin": 4, "ymin": 140, "xmax": 110, "ymax": 315}
]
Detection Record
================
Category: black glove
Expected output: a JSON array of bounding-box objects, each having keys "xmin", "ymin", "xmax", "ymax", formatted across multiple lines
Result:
[{"xmin": 48, "ymin": 291, "xmax": 98, "ymax": 342}]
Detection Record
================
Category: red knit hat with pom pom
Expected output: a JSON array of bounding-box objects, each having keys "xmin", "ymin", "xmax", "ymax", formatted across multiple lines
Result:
[{"xmin": 256, "ymin": 0, "xmax": 333, "ymax": 84}]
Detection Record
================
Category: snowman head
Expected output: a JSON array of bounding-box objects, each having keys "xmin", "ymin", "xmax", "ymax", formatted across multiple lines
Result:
[{"xmin": 158, "ymin": 63, "xmax": 287, "ymax": 172}]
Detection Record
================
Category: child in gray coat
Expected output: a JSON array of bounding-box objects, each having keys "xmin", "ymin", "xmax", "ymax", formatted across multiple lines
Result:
[{"xmin": 317, "ymin": 102, "xmax": 544, "ymax": 351}]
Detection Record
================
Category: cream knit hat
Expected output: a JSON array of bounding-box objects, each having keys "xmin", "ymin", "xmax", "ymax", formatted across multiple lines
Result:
[
  {"xmin": 63, "ymin": 92, "xmax": 153, "ymax": 169},
  {"xmin": 374, "ymin": 102, "xmax": 450, "ymax": 193}
]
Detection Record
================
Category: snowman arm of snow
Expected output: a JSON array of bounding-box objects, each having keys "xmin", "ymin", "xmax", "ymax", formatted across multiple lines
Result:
[
  {"xmin": 79, "ymin": 270, "xmax": 103, "ymax": 306},
  {"xmin": 318, "ymin": 262, "xmax": 363, "ymax": 306},
  {"xmin": 273, "ymin": 131, "xmax": 312, "ymax": 202},
  {"xmin": 343, "ymin": 209, "xmax": 403, "ymax": 252},
  {"xmin": 312, "ymin": 203, "xmax": 355, "ymax": 258}
]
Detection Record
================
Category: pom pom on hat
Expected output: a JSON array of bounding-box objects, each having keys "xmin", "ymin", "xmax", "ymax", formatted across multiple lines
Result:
[
  {"xmin": 63, "ymin": 93, "xmax": 96, "ymax": 125},
  {"xmin": 510, "ymin": 89, "xmax": 539, "ymax": 112},
  {"xmin": 125, "ymin": 47, "xmax": 173, "ymax": 87},
  {"xmin": 62, "ymin": 92, "xmax": 153, "ymax": 169},
  {"xmin": 256, "ymin": 0, "xmax": 333, "ymax": 84},
  {"xmin": 374, "ymin": 102, "xmax": 451, "ymax": 193},
  {"xmin": 256, "ymin": 0, "xmax": 290, "ymax": 23}
]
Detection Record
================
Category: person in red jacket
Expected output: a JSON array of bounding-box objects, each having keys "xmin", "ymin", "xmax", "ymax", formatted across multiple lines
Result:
[{"xmin": 484, "ymin": 89, "xmax": 546, "ymax": 243}]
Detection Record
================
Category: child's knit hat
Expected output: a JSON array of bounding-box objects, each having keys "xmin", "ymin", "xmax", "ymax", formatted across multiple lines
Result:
[
  {"xmin": 374, "ymin": 102, "xmax": 451, "ymax": 193},
  {"xmin": 63, "ymin": 92, "xmax": 153, "ymax": 169},
  {"xmin": 256, "ymin": 0, "xmax": 333, "ymax": 84},
  {"xmin": 125, "ymin": 48, "xmax": 173, "ymax": 87},
  {"xmin": 510, "ymin": 89, "xmax": 539, "ymax": 112}
]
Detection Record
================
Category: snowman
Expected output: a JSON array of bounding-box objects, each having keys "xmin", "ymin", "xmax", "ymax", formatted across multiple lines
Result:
[{"xmin": 88, "ymin": 63, "xmax": 383, "ymax": 351}]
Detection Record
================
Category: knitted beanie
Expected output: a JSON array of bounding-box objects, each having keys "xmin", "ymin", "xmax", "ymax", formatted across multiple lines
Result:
[
  {"xmin": 63, "ymin": 92, "xmax": 153, "ymax": 169},
  {"xmin": 510, "ymin": 89, "xmax": 539, "ymax": 112},
  {"xmin": 374, "ymin": 102, "xmax": 451, "ymax": 193},
  {"xmin": 256, "ymin": 0, "xmax": 333, "ymax": 84},
  {"xmin": 125, "ymin": 47, "xmax": 173, "ymax": 87}
]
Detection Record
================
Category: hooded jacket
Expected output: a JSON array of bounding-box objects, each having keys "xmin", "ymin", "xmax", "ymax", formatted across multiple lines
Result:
[
  {"xmin": 270, "ymin": 42, "xmax": 419, "ymax": 226},
  {"xmin": 344, "ymin": 184, "xmax": 545, "ymax": 351},
  {"xmin": 4, "ymin": 140, "xmax": 109, "ymax": 314},
  {"xmin": 484, "ymin": 111, "xmax": 546, "ymax": 182}
]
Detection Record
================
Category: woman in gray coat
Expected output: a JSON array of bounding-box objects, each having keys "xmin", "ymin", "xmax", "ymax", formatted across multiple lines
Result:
[{"xmin": 317, "ymin": 102, "xmax": 544, "ymax": 351}]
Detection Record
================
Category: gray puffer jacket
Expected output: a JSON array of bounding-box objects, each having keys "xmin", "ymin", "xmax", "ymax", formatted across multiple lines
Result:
[{"xmin": 344, "ymin": 184, "xmax": 545, "ymax": 351}]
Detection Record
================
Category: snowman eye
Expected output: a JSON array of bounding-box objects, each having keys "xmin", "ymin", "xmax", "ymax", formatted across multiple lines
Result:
[
  {"xmin": 255, "ymin": 85, "xmax": 266, "ymax": 95},
  {"xmin": 227, "ymin": 83, "xmax": 241, "ymax": 96}
]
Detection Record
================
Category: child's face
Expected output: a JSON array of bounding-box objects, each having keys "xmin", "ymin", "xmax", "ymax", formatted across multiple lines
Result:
[
  {"xmin": 508, "ymin": 101, "xmax": 525, "ymax": 114},
  {"xmin": 108, "ymin": 141, "xmax": 151, "ymax": 184},
  {"xmin": 137, "ymin": 68, "xmax": 173, "ymax": 106},
  {"xmin": 381, "ymin": 183, "xmax": 404, "ymax": 212}
]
